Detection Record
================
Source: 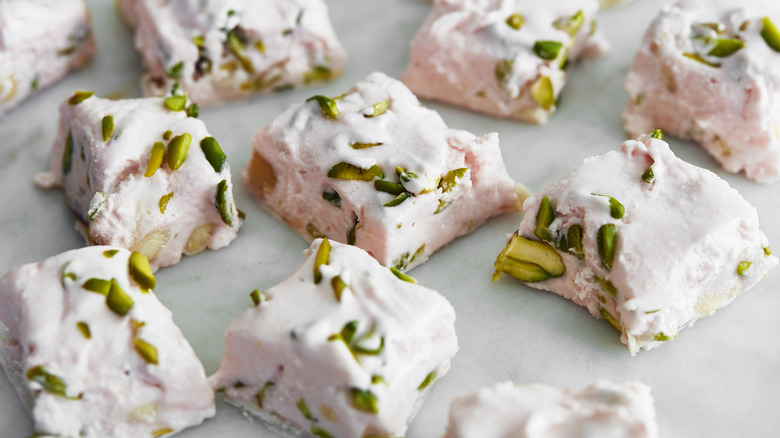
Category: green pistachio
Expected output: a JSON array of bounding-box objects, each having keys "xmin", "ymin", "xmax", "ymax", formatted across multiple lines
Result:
[
  {"xmin": 534, "ymin": 196, "xmax": 555, "ymax": 241},
  {"xmin": 364, "ymin": 100, "xmax": 389, "ymax": 118},
  {"xmin": 25, "ymin": 366, "xmax": 79, "ymax": 399},
  {"xmin": 533, "ymin": 41, "xmax": 563, "ymax": 60},
  {"xmin": 76, "ymin": 321, "xmax": 91, "ymax": 339},
  {"xmin": 322, "ymin": 189, "xmax": 341, "ymax": 207},
  {"xmin": 68, "ymin": 90, "xmax": 94, "ymax": 105},
  {"xmin": 216, "ymin": 179, "xmax": 235, "ymax": 227},
  {"xmin": 62, "ymin": 130, "xmax": 74, "ymax": 175},
  {"xmin": 439, "ymin": 168, "xmax": 468, "ymax": 193},
  {"xmin": 495, "ymin": 59, "xmax": 514, "ymax": 84},
  {"xmin": 354, "ymin": 336, "xmax": 384, "ymax": 355},
  {"xmin": 256, "ymin": 381, "xmax": 275, "ymax": 408},
  {"xmin": 129, "ymin": 251, "xmax": 156, "ymax": 290},
  {"xmin": 144, "ymin": 142, "xmax": 165, "ymax": 177},
  {"xmin": 134, "ymin": 338, "xmax": 159, "ymax": 365},
  {"xmin": 683, "ymin": 52, "xmax": 720, "ymax": 67},
  {"xmin": 331, "ymin": 276, "xmax": 348, "ymax": 302},
  {"xmin": 592, "ymin": 194, "xmax": 625, "ymax": 219},
  {"xmin": 642, "ymin": 167, "xmax": 654, "ymax": 184},
  {"xmin": 101, "ymin": 116, "xmax": 114, "ymax": 142},
  {"xmin": 250, "ymin": 289, "xmax": 267, "ymax": 306},
  {"xmin": 350, "ymin": 388, "xmax": 379, "ymax": 414},
  {"xmin": 338, "ymin": 321, "xmax": 359, "ymax": 345},
  {"xmin": 653, "ymin": 332, "xmax": 671, "ymax": 342},
  {"xmin": 226, "ymin": 28, "xmax": 254, "ymax": 73},
  {"xmin": 296, "ymin": 398, "xmax": 316, "ymax": 421},
  {"xmin": 595, "ymin": 276, "xmax": 618, "ymax": 297},
  {"xmin": 200, "ymin": 137, "xmax": 227, "ymax": 172},
  {"xmin": 737, "ymin": 261, "xmax": 751, "ymax": 276},
  {"xmin": 158, "ymin": 192, "xmax": 174, "ymax": 215},
  {"xmin": 553, "ymin": 10, "xmax": 585, "ymax": 36},
  {"xmin": 349, "ymin": 141, "xmax": 383, "ymax": 149},
  {"xmin": 567, "ymin": 224, "xmax": 584, "ymax": 259},
  {"xmin": 374, "ymin": 180, "xmax": 405, "ymax": 195},
  {"xmin": 600, "ymin": 307, "xmax": 621, "ymax": 332},
  {"xmin": 347, "ymin": 218, "xmax": 358, "ymax": 245},
  {"xmin": 163, "ymin": 130, "xmax": 173, "ymax": 141},
  {"xmin": 164, "ymin": 95, "xmax": 187, "ymax": 112},
  {"xmin": 761, "ymin": 17, "xmax": 780, "ymax": 52},
  {"xmin": 167, "ymin": 62, "xmax": 184, "ymax": 79},
  {"xmin": 707, "ymin": 38, "xmax": 744, "ymax": 57},
  {"xmin": 396, "ymin": 166, "xmax": 418, "ymax": 183},
  {"xmin": 650, "ymin": 129, "xmax": 664, "ymax": 140},
  {"xmin": 371, "ymin": 375, "xmax": 386, "ymax": 385},
  {"xmin": 417, "ymin": 371, "xmax": 436, "ymax": 391},
  {"xmin": 153, "ymin": 428, "xmax": 174, "ymax": 437},
  {"xmin": 61, "ymin": 263, "xmax": 77, "ymax": 286},
  {"xmin": 327, "ymin": 162, "xmax": 384, "ymax": 181},
  {"xmin": 103, "ymin": 249, "xmax": 119, "ymax": 258},
  {"xmin": 307, "ymin": 224, "xmax": 325, "ymax": 239},
  {"xmin": 384, "ymin": 192, "xmax": 411, "ymax": 207},
  {"xmin": 645, "ymin": 309, "xmax": 662, "ymax": 314},
  {"xmin": 313, "ymin": 238, "xmax": 331, "ymax": 284},
  {"xmin": 390, "ymin": 267, "xmax": 416, "ymax": 283},
  {"xmin": 186, "ymin": 103, "xmax": 200, "ymax": 118},
  {"xmin": 31, "ymin": 74, "xmax": 39, "ymax": 91},
  {"xmin": 167, "ymin": 134, "xmax": 192, "ymax": 170},
  {"xmin": 764, "ymin": 246, "xmax": 772, "ymax": 256},
  {"xmin": 493, "ymin": 233, "xmax": 565, "ymax": 282},
  {"xmin": 83, "ymin": 278, "xmax": 111, "ymax": 295},
  {"xmin": 506, "ymin": 13, "xmax": 524, "ymax": 30},
  {"xmin": 106, "ymin": 279, "xmax": 134, "ymax": 316},
  {"xmin": 306, "ymin": 95, "xmax": 340, "ymax": 119},
  {"xmin": 410, "ymin": 244, "xmax": 426, "ymax": 265},
  {"xmin": 310, "ymin": 426, "xmax": 334, "ymax": 438},
  {"xmin": 597, "ymin": 224, "xmax": 617, "ymax": 271},
  {"xmin": 303, "ymin": 66, "xmax": 334, "ymax": 84},
  {"xmin": 531, "ymin": 76, "xmax": 555, "ymax": 111}
]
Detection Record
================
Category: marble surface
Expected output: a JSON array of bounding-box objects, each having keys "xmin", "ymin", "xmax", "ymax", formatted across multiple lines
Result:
[{"xmin": 1, "ymin": 0, "xmax": 778, "ymax": 436}]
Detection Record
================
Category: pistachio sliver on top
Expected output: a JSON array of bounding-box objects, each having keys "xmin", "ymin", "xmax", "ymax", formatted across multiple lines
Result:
[
  {"xmin": 145, "ymin": 142, "xmax": 166, "ymax": 177},
  {"xmin": 68, "ymin": 90, "xmax": 94, "ymax": 105},
  {"xmin": 101, "ymin": 116, "xmax": 114, "ymax": 142},
  {"xmin": 533, "ymin": 41, "xmax": 563, "ymax": 60},
  {"xmin": 134, "ymin": 338, "xmax": 159, "ymax": 365},
  {"xmin": 364, "ymin": 100, "xmax": 389, "ymax": 118},
  {"xmin": 306, "ymin": 95, "xmax": 340, "ymax": 119},
  {"xmin": 591, "ymin": 194, "xmax": 625, "ymax": 220},
  {"xmin": 506, "ymin": 13, "xmax": 524, "ymax": 30},
  {"xmin": 106, "ymin": 279, "xmax": 134, "ymax": 316},
  {"xmin": 164, "ymin": 95, "xmax": 187, "ymax": 111},
  {"xmin": 761, "ymin": 17, "xmax": 780, "ymax": 52},
  {"xmin": 129, "ymin": 251, "xmax": 156, "ymax": 290},
  {"xmin": 707, "ymin": 38, "xmax": 744, "ymax": 57},
  {"xmin": 200, "ymin": 137, "xmax": 227, "ymax": 172},
  {"xmin": 350, "ymin": 388, "xmax": 379, "ymax": 414},
  {"xmin": 327, "ymin": 162, "xmax": 384, "ymax": 181},
  {"xmin": 531, "ymin": 76, "xmax": 555, "ymax": 111},
  {"xmin": 553, "ymin": 10, "xmax": 584, "ymax": 36},
  {"xmin": 313, "ymin": 238, "xmax": 331, "ymax": 284},
  {"xmin": 167, "ymin": 134, "xmax": 192, "ymax": 170},
  {"xmin": 216, "ymin": 179, "xmax": 236, "ymax": 227}
]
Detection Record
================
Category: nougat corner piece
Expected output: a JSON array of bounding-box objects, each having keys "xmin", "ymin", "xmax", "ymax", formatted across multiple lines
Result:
[
  {"xmin": 443, "ymin": 381, "xmax": 658, "ymax": 438},
  {"xmin": 118, "ymin": 0, "xmax": 347, "ymax": 107},
  {"xmin": 211, "ymin": 238, "xmax": 459, "ymax": 438},
  {"xmin": 35, "ymin": 91, "xmax": 242, "ymax": 270},
  {"xmin": 244, "ymin": 71, "xmax": 520, "ymax": 272},
  {"xmin": 493, "ymin": 132, "xmax": 778, "ymax": 354},
  {"xmin": 401, "ymin": 0, "xmax": 607, "ymax": 124},
  {"xmin": 0, "ymin": 246, "xmax": 215, "ymax": 438},
  {"xmin": 0, "ymin": 0, "xmax": 96, "ymax": 117},
  {"xmin": 623, "ymin": 0, "xmax": 780, "ymax": 183}
]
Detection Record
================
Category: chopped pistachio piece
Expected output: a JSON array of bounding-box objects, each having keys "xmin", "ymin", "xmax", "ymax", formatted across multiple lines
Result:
[
  {"xmin": 331, "ymin": 276, "xmax": 348, "ymax": 302},
  {"xmin": 159, "ymin": 192, "xmax": 174, "ymax": 214},
  {"xmin": 103, "ymin": 249, "xmax": 119, "ymax": 258},
  {"xmin": 493, "ymin": 233, "xmax": 565, "ymax": 282},
  {"xmin": 215, "ymin": 179, "xmax": 235, "ymax": 227},
  {"xmin": 653, "ymin": 332, "xmax": 671, "ymax": 342},
  {"xmin": 417, "ymin": 370, "xmax": 436, "ymax": 391},
  {"xmin": 642, "ymin": 167, "xmax": 654, "ymax": 184},
  {"xmin": 25, "ymin": 365, "xmax": 79, "ymax": 399},
  {"xmin": 595, "ymin": 276, "xmax": 618, "ymax": 297},
  {"xmin": 106, "ymin": 279, "xmax": 134, "ymax": 316},
  {"xmin": 553, "ymin": 10, "xmax": 585, "ymax": 36},
  {"xmin": 410, "ymin": 244, "xmax": 426, "ymax": 265},
  {"xmin": 371, "ymin": 375, "xmax": 386, "ymax": 385},
  {"xmin": 250, "ymin": 289, "xmax": 267, "ymax": 306},
  {"xmin": 134, "ymin": 338, "xmax": 159, "ymax": 365},
  {"xmin": 152, "ymin": 428, "xmax": 174, "ymax": 437},
  {"xmin": 167, "ymin": 133, "xmax": 192, "ymax": 170},
  {"xmin": 350, "ymin": 388, "xmax": 379, "ymax": 414},
  {"xmin": 327, "ymin": 162, "xmax": 384, "ymax": 181},
  {"xmin": 349, "ymin": 141, "xmax": 383, "ymax": 149},
  {"xmin": 76, "ymin": 321, "xmax": 91, "ymax": 339},
  {"xmin": 129, "ymin": 251, "xmax": 156, "ymax": 290},
  {"xmin": 354, "ymin": 336, "xmax": 385, "ymax": 355},
  {"xmin": 200, "ymin": 137, "xmax": 227, "ymax": 172},
  {"xmin": 761, "ymin": 17, "xmax": 780, "ymax": 52},
  {"xmin": 374, "ymin": 180, "xmax": 405, "ymax": 195},
  {"xmin": 307, "ymin": 224, "xmax": 325, "ymax": 239},
  {"xmin": 304, "ymin": 65, "xmax": 334, "ymax": 84},
  {"xmin": 62, "ymin": 130, "xmax": 74, "ymax": 175},
  {"xmin": 145, "ymin": 142, "xmax": 165, "ymax": 177},
  {"xmin": 83, "ymin": 278, "xmax": 111, "ymax": 295},
  {"xmin": 347, "ymin": 218, "xmax": 358, "ymax": 245},
  {"xmin": 186, "ymin": 103, "xmax": 200, "ymax": 118},
  {"xmin": 597, "ymin": 224, "xmax": 617, "ymax": 271},
  {"xmin": 31, "ymin": 74, "xmax": 39, "ymax": 91},
  {"xmin": 164, "ymin": 95, "xmax": 187, "ymax": 112},
  {"xmin": 364, "ymin": 100, "xmax": 389, "ymax": 118},
  {"xmin": 495, "ymin": 59, "xmax": 513, "ymax": 84},
  {"xmin": 313, "ymin": 238, "xmax": 331, "ymax": 284},
  {"xmin": 506, "ymin": 13, "xmax": 524, "ymax": 30},
  {"xmin": 683, "ymin": 52, "xmax": 720, "ymax": 67},
  {"xmin": 764, "ymin": 246, "xmax": 772, "ymax": 256},
  {"xmin": 296, "ymin": 398, "xmax": 316, "ymax": 421},
  {"xmin": 439, "ymin": 168, "xmax": 468, "ymax": 192},
  {"xmin": 163, "ymin": 130, "xmax": 173, "ymax": 141},
  {"xmin": 707, "ymin": 38, "xmax": 744, "ymax": 57},
  {"xmin": 390, "ymin": 267, "xmax": 416, "ymax": 283},
  {"xmin": 567, "ymin": 224, "xmax": 584, "ymax": 259},
  {"xmin": 310, "ymin": 426, "xmax": 334, "ymax": 438},
  {"xmin": 531, "ymin": 76, "xmax": 555, "ymax": 111},
  {"xmin": 61, "ymin": 263, "xmax": 77, "ymax": 286},
  {"xmin": 226, "ymin": 27, "xmax": 254, "ymax": 73},
  {"xmin": 306, "ymin": 95, "xmax": 340, "ymax": 119},
  {"xmin": 322, "ymin": 188, "xmax": 341, "ymax": 207},
  {"xmin": 256, "ymin": 381, "xmax": 275, "ymax": 408},
  {"xmin": 167, "ymin": 62, "xmax": 184, "ymax": 79},
  {"xmin": 533, "ymin": 41, "xmax": 563, "ymax": 60},
  {"xmin": 68, "ymin": 90, "xmax": 94, "ymax": 105},
  {"xmin": 592, "ymin": 194, "xmax": 625, "ymax": 219},
  {"xmin": 737, "ymin": 261, "xmax": 751, "ymax": 276},
  {"xmin": 534, "ymin": 196, "xmax": 555, "ymax": 241},
  {"xmin": 600, "ymin": 307, "xmax": 621, "ymax": 332},
  {"xmin": 384, "ymin": 191, "xmax": 411, "ymax": 207},
  {"xmin": 101, "ymin": 116, "xmax": 114, "ymax": 142}
]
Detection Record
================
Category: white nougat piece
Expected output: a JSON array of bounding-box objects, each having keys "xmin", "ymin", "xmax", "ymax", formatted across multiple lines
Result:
[
  {"xmin": 211, "ymin": 239, "xmax": 459, "ymax": 438},
  {"xmin": 443, "ymin": 381, "xmax": 658, "ymax": 438},
  {"xmin": 35, "ymin": 93, "xmax": 241, "ymax": 270},
  {"xmin": 494, "ymin": 134, "xmax": 778, "ymax": 354},
  {"xmin": 118, "ymin": 0, "xmax": 347, "ymax": 106},
  {"xmin": 244, "ymin": 72, "xmax": 519, "ymax": 272},
  {"xmin": 402, "ymin": 0, "xmax": 607, "ymax": 124},
  {"xmin": 0, "ymin": 0, "xmax": 96, "ymax": 117},
  {"xmin": 0, "ymin": 247, "xmax": 215, "ymax": 438},
  {"xmin": 623, "ymin": 0, "xmax": 780, "ymax": 183}
]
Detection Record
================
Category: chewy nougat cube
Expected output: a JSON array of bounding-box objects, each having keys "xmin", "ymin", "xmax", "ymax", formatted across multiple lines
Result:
[
  {"xmin": 493, "ymin": 133, "xmax": 778, "ymax": 354},
  {"xmin": 0, "ymin": 0, "xmax": 95, "ymax": 117},
  {"xmin": 623, "ymin": 0, "xmax": 780, "ymax": 183},
  {"xmin": 244, "ymin": 72, "xmax": 519, "ymax": 272},
  {"xmin": 118, "ymin": 0, "xmax": 347, "ymax": 106},
  {"xmin": 211, "ymin": 239, "xmax": 458, "ymax": 438},
  {"xmin": 402, "ymin": 0, "xmax": 607, "ymax": 124},
  {"xmin": 0, "ymin": 247, "xmax": 215, "ymax": 437},
  {"xmin": 35, "ymin": 92, "xmax": 241, "ymax": 270},
  {"xmin": 443, "ymin": 381, "xmax": 658, "ymax": 438}
]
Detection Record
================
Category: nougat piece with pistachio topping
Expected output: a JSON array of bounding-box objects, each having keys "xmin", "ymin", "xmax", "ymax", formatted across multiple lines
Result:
[
  {"xmin": 211, "ymin": 238, "xmax": 458, "ymax": 438},
  {"xmin": 244, "ymin": 72, "xmax": 520, "ymax": 272},
  {"xmin": 623, "ymin": 0, "xmax": 780, "ymax": 183},
  {"xmin": 118, "ymin": 0, "xmax": 347, "ymax": 106},
  {"xmin": 0, "ymin": 247, "xmax": 215, "ymax": 437},
  {"xmin": 34, "ymin": 91, "xmax": 241, "ymax": 270},
  {"xmin": 0, "ymin": 0, "xmax": 95, "ymax": 117},
  {"xmin": 401, "ymin": 0, "xmax": 607, "ymax": 124},
  {"xmin": 493, "ymin": 133, "xmax": 778, "ymax": 354}
]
